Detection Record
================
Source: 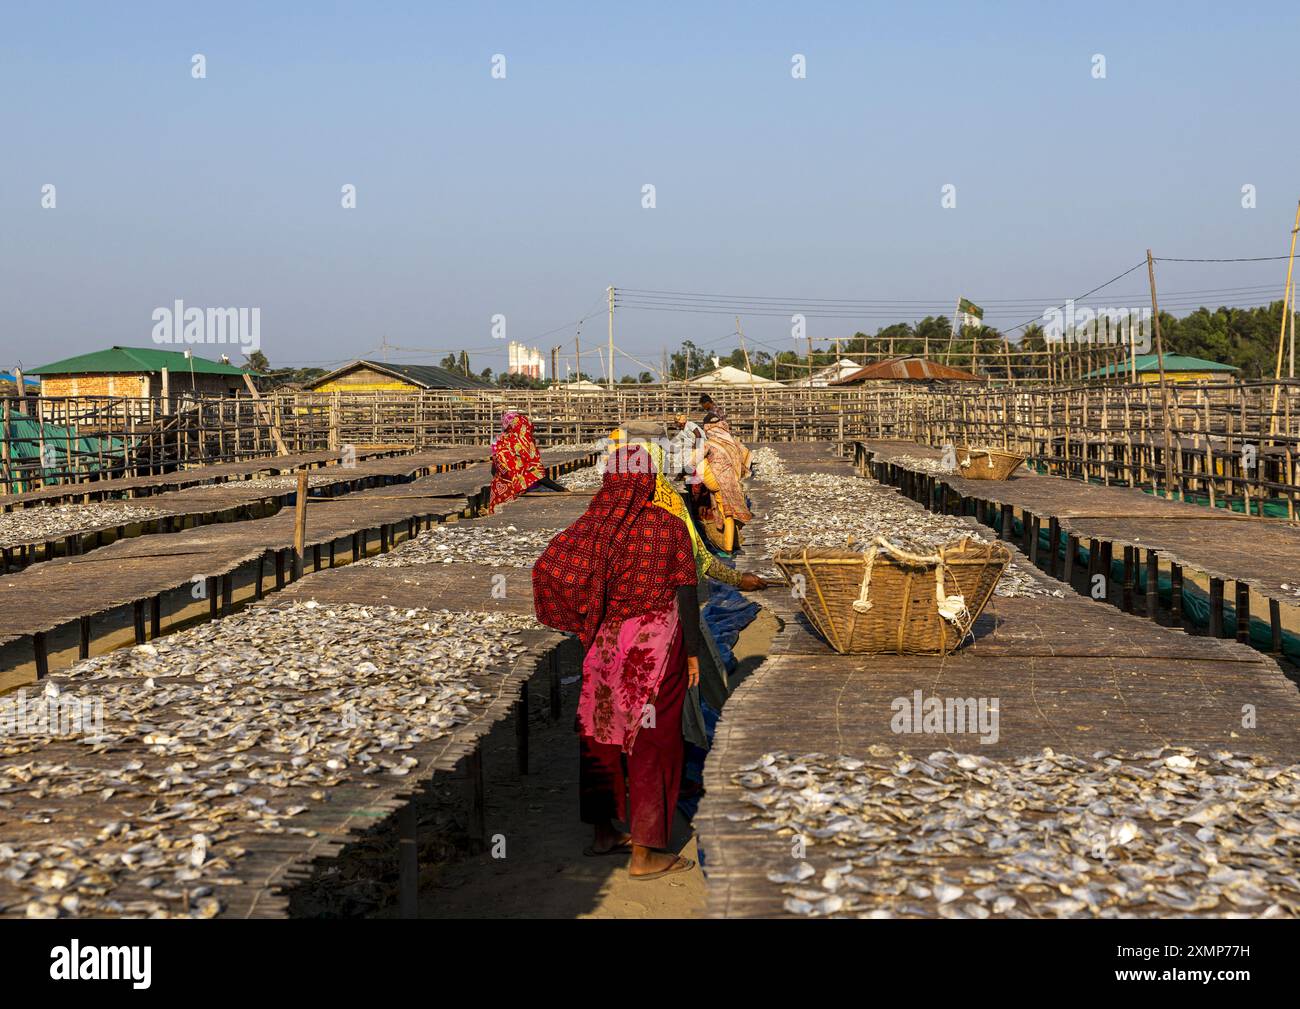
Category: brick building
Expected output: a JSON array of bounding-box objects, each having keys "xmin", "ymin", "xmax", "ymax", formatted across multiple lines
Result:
[{"xmin": 28, "ymin": 346, "xmax": 250, "ymax": 399}]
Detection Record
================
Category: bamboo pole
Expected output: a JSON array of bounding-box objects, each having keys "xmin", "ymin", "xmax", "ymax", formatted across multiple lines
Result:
[{"xmin": 1270, "ymin": 201, "xmax": 1300, "ymax": 439}]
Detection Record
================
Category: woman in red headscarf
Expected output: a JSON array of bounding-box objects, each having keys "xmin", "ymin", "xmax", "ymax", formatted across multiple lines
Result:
[
  {"xmin": 533, "ymin": 444, "xmax": 701, "ymax": 880},
  {"xmin": 488, "ymin": 411, "xmax": 558, "ymax": 513}
]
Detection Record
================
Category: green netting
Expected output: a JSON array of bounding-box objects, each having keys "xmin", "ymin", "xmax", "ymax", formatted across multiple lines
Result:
[
  {"xmin": 2, "ymin": 413, "xmax": 130, "ymax": 487},
  {"xmin": 1026, "ymin": 461, "xmax": 1292, "ymax": 517}
]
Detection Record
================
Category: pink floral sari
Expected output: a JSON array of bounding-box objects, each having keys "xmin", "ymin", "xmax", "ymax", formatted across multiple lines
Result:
[{"xmin": 577, "ymin": 605, "xmax": 683, "ymax": 753}]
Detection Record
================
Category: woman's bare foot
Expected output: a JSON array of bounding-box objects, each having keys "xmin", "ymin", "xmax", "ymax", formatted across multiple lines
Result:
[
  {"xmin": 587, "ymin": 822, "xmax": 632, "ymax": 855},
  {"xmin": 628, "ymin": 844, "xmax": 690, "ymax": 877}
]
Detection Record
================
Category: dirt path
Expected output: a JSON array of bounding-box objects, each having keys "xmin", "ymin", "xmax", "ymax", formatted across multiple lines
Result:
[{"xmin": 377, "ymin": 605, "xmax": 779, "ymax": 919}]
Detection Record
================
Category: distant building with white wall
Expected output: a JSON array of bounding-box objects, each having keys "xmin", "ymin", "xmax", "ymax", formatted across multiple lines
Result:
[{"xmin": 507, "ymin": 341, "xmax": 545, "ymax": 380}]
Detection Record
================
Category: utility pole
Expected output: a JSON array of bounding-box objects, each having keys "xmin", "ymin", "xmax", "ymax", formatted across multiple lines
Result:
[
  {"xmin": 1146, "ymin": 249, "xmax": 1176, "ymax": 498},
  {"xmin": 607, "ymin": 285, "xmax": 615, "ymax": 390},
  {"xmin": 551, "ymin": 346, "xmax": 559, "ymax": 384},
  {"xmin": 736, "ymin": 316, "xmax": 759, "ymax": 440}
]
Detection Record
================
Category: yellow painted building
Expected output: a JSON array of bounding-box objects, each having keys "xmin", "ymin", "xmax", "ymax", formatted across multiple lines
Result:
[
  {"xmin": 305, "ymin": 360, "xmax": 492, "ymax": 393},
  {"xmin": 1084, "ymin": 353, "xmax": 1240, "ymax": 384}
]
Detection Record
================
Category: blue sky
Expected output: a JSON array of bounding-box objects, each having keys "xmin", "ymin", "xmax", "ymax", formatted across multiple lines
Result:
[{"xmin": 2, "ymin": 1, "xmax": 1298, "ymax": 376}]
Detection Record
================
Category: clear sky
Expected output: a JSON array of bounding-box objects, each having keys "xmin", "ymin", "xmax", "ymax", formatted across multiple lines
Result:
[{"xmin": 3, "ymin": 1, "xmax": 1298, "ymax": 376}]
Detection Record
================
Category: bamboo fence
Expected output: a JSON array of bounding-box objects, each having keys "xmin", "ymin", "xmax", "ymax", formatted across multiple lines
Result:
[{"xmin": 5, "ymin": 381, "xmax": 1300, "ymax": 516}]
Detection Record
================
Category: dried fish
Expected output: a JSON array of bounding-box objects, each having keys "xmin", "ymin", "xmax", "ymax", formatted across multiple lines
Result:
[
  {"xmin": 750, "ymin": 456, "xmax": 1051, "ymax": 597},
  {"xmin": 360, "ymin": 523, "xmax": 561, "ymax": 569},
  {"xmin": 0, "ymin": 502, "xmax": 167, "ymax": 548},
  {"xmin": 731, "ymin": 748, "xmax": 1300, "ymax": 919},
  {"xmin": 0, "ymin": 602, "xmax": 533, "ymax": 918}
]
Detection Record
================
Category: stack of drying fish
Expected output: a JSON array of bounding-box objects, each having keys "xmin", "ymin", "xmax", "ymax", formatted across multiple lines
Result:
[
  {"xmin": 561, "ymin": 465, "xmax": 604, "ymax": 492},
  {"xmin": 883, "ymin": 453, "xmax": 955, "ymax": 477},
  {"xmin": 234, "ymin": 473, "xmax": 338, "ymax": 491},
  {"xmin": 748, "ymin": 446, "xmax": 788, "ymax": 483},
  {"xmin": 732, "ymin": 747, "xmax": 1300, "ymax": 919},
  {"xmin": 753, "ymin": 466, "xmax": 1052, "ymax": 598},
  {"xmin": 361, "ymin": 523, "xmax": 560, "ymax": 568},
  {"xmin": 0, "ymin": 502, "xmax": 167, "ymax": 549},
  {"xmin": 0, "ymin": 602, "xmax": 535, "ymax": 918}
]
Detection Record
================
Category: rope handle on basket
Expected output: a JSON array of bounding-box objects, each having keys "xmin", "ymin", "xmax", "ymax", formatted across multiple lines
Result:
[
  {"xmin": 960, "ymin": 449, "xmax": 997, "ymax": 469},
  {"xmin": 856, "ymin": 537, "xmax": 975, "ymax": 639},
  {"xmin": 850, "ymin": 546, "xmax": 878, "ymax": 613}
]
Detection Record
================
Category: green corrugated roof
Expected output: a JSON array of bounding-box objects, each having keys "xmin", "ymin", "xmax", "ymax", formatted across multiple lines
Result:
[
  {"xmin": 29, "ymin": 346, "xmax": 249, "ymax": 376},
  {"xmin": 1084, "ymin": 353, "xmax": 1240, "ymax": 379},
  {"xmin": 306, "ymin": 359, "xmax": 493, "ymax": 390}
]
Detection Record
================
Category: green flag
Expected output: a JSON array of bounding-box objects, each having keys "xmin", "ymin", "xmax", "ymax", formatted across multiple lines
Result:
[{"xmin": 957, "ymin": 298, "xmax": 984, "ymax": 328}]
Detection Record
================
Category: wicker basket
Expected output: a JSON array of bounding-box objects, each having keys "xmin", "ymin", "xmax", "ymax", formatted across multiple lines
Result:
[
  {"xmin": 956, "ymin": 447, "xmax": 1025, "ymax": 481},
  {"xmin": 773, "ymin": 537, "xmax": 1011, "ymax": 655}
]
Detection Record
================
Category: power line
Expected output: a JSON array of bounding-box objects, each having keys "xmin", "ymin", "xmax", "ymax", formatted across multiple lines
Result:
[{"xmin": 1155, "ymin": 255, "xmax": 1294, "ymax": 262}]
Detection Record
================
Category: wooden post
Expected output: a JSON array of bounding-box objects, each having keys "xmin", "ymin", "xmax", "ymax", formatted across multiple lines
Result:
[
  {"xmin": 548, "ymin": 648, "xmax": 562, "ymax": 721},
  {"xmin": 515, "ymin": 681, "xmax": 530, "ymax": 775},
  {"xmin": 1170, "ymin": 564, "xmax": 1183, "ymax": 625},
  {"xmin": 398, "ymin": 802, "xmax": 419, "ymax": 920},
  {"xmin": 1146, "ymin": 249, "xmax": 1176, "ymax": 497},
  {"xmin": 33, "ymin": 632, "xmax": 48, "ymax": 679},
  {"xmin": 464, "ymin": 750, "xmax": 486, "ymax": 854},
  {"xmin": 1209, "ymin": 578, "xmax": 1224, "ymax": 637},
  {"xmin": 1145, "ymin": 550, "xmax": 1159, "ymax": 621},
  {"xmin": 292, "ymin": 471, "xmax": 308, "ymax": 579},
  {"xmin": 1235, "ymin": 583, "xmax": 1251, "ymax": 645}
]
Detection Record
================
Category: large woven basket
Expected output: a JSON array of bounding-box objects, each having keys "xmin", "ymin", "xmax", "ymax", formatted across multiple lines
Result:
[
  {"xmin": 956, "ymin": 446, "xmax": 1025, "ymax": 481},
  {"xmin": 774, "ymin": 537, "xmax": 1011, "ymax": 655}
]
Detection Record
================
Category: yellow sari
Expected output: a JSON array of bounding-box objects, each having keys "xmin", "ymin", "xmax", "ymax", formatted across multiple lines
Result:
[{"xmin": 608, "ymin": 429, "xmax": 714, "ymax": 581}]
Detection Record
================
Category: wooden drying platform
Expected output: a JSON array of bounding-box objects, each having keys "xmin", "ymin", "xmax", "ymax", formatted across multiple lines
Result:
[
  {"xmin": 0, "ymin": 455, "xmax": 598, "ymax": 919},
  {"xmin": 0, "ymin": 448, "xmax": 497, "ymax": 572},
  {"xmin": 698, "ymin": 442, "xmax": 1300, "ymax": 918},
  {"xmin": 0, "ymin": 620, "xmax": 565, "ymax": 920},
  {"xmin": 859, "ymin": 440, "xmax": 1300, "ymax": 654},
  {"xmin": 0, "ymin": 450, "xmax": 595, "ymax": 677},
  {"xmin": 0, "ymin": 446, "xmax": 415, "ymax": 510}
]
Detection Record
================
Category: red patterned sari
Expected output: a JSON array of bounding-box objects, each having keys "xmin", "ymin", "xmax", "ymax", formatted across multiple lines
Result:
[
  {"xmin": 532, "ymin": 446, "xmax": 696, "ymax": 752},
  {"xmin": 488, "ymin": 411, "xmax": 544, "ymax": 513}
]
